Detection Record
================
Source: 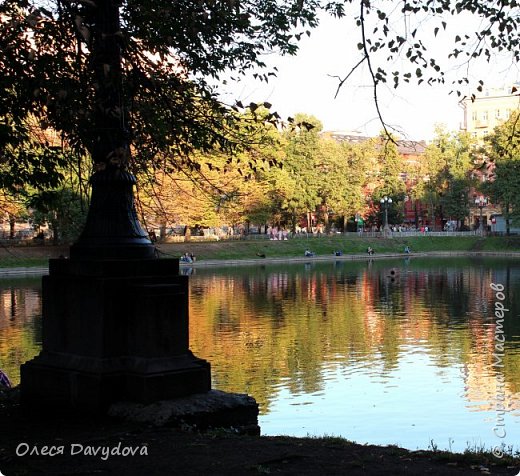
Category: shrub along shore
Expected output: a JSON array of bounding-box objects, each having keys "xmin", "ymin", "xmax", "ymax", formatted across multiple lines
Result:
[{"xmin": 1, "ymin": 235, "xmax": 520, "ymax": 269}]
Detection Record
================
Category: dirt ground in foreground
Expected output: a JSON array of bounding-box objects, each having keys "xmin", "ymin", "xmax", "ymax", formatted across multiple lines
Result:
[{"xmin": 1, "ymin": 393, "xmax": 518, "ymax": 476}]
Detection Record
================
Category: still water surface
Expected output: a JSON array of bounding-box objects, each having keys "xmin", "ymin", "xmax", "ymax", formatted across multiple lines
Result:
[{"xmin": 1, "ymin": 257, "xmax": 519, "ymax": 453}]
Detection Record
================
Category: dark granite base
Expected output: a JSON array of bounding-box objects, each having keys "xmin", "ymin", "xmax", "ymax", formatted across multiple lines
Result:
[
  {"xmin": 20, "ymin": 257, "xmax": 212, "ymax": 413},
  {"xmin": 21, "ymin": 352, "xmax": 211, "ymax": 413}
]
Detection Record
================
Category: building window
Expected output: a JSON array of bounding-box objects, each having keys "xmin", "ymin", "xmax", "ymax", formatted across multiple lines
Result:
[
  {"xmin": 496, "ymin": 109, "xmax": 501, "ymax": 118},
  {"xmin": 482, "ymin": 110, "xmax": 488, "ymax": 122},
  {"xmin": 472, "ymin": 111, "xmax": 478, "ymax": 121},
  {"xmin": 506, "ymin": 109, "xmax": 512, "ymax": 118}
]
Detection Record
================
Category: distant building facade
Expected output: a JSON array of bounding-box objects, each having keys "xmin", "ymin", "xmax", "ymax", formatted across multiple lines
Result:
[
  {"xmin": 460, "ymin": 85, "xmax": 520, "ymax": 231},
  {"xmin": 459, "ymin": 85, "xmax": 520, "ymax": 141}
]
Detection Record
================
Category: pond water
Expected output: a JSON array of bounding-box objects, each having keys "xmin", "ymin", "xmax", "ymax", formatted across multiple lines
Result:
[{"xmin": 1, "ymin": 257, "xmax": 519, "ymax": 454}]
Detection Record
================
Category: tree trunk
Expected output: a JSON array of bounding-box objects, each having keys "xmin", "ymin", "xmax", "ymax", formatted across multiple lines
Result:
[
  {"xmin": 51, "ymin": 219, "xmax": 59, "ymax": 246},
  {"xmin": 506, "ymin": 202, "xmax": 511, "ymax": 236},
  {"xmin": 429, "ymin": 196, "xmax": 436, "ymax": 230},
  {"xmin": 159, "ymin": 221, "xmax": 166, "ymax": 241},
  {"xmin": 9, "ymin": 215, "xmax": 15, "ymax": 239},
  {"xmin": 323, "ymin": 210, "xmax": 330, "ymax": 233},
  {"xmin": 184, "ymin": 225, "xmax": 191, "ymax": 242}
]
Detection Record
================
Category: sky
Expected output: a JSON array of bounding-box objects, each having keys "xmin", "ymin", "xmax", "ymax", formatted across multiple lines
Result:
[{"xmin": 220, "ymin": 11, "xmax": 520, "ymax": 142}]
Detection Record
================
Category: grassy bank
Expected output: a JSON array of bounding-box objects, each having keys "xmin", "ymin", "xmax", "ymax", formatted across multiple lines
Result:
[
  {"xmin": 157, "ymin": 235, "xmax": 520, "ymax": 261},
  {"xmin": 1, "ymin": 236, "xmax": 520, "ymax": 268},
  {"xmin": 0, "ymin": 244, "xmax": 68, "ymax": 268}
]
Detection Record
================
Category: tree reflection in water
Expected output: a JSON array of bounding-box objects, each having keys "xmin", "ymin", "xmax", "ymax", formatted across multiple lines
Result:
[
  {"xmin": 1, "ymin": 258, "xmax": 519, "ymax": 452},
  {"xmin": 0, "ymin": 278, "xmax": 42, "ymax": 385},
  {"xmin": 187, "ymin": 258, "xmax": 520, "ymax": 451}
]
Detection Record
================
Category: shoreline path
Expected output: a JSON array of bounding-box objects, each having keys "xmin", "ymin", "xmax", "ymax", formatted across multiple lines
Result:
[{"xmin": 2, "ymin": 250, "xmax": 520, "ymax": 277}]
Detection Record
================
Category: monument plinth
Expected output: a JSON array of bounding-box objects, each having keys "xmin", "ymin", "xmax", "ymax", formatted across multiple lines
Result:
[{"xmin": 21, "ymin": 257, "xmax": 211, "ymax": 412}]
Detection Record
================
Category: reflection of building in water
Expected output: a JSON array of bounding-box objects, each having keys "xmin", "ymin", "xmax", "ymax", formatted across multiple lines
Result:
[
  {"xmin": 359, "ymin": 269, "xmax": 386, "ymax": 346},
  {"xmin": 361, "ymin": 266, "xmax": 439, "ymax": 347},
  {"xmin": 462, "ymin": 310, "xmax": 520, "ymax": 414},
  {"xmin": 267, "ymin": 272, "xmax": 289, "ymax": 297},
  {"xmin": 0, "ymin": 288, "xmax": 42, "ymax": 329},
  {"xmin": 462, "ymin": 357, "xmax": 520, "ymax": 415}
]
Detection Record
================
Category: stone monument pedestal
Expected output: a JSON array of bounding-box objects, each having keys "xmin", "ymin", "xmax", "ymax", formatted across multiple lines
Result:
[{"xmin": 21, "ymin": 258, "xmax": 211, "ymax": 412}]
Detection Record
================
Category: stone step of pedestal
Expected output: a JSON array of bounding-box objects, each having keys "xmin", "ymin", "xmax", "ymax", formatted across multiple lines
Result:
[{"xmin": 108, "ymin": 389, "xmax": 259, "ymax": 435}]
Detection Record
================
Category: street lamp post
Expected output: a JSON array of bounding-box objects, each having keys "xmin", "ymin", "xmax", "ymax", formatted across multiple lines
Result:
[
  {"xmin": 20, "ymin": 1, "xmax": 213, "ymax": 413},
  {"xmin": 380, "ymin": 196, "xmax": 393, "ymax": 232},
  {"xmin": 474, "ymin": 195, "xmax": 488, "ymax": 235}
]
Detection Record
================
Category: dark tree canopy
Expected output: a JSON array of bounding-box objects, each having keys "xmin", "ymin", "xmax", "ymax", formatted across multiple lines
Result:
[
  {"xmin": 1, "ymin": 0, "xmax": 519, "ymax": 185},
  {"xmin": 0, "ymin": 0, "xmax": 323, "ymax": 184}
]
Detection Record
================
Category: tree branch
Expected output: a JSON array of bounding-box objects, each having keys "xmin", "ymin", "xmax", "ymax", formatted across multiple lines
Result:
[
  {"xmin": 359, "ymin": 0, "xmax": 393, "ymax": 141},
  {"xmin": 330, "ymin": 54, "xmax": 367, "ymax": 99}
]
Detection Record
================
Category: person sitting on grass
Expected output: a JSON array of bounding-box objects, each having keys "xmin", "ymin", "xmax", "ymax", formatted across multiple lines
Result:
[
  {"xmin": 404, "ymin": 246, "xmax": 411, "ymax": 254},
  {"xmin": 304, "ymin": 249, "xmax": 316, "ymax": 257},
  {"xmin": 333, "ymin": 250, "xmax": 343, "ymax": 256},
  {"xmin": 367, "ymin": 246, "xmax": 374, "ymax": 255},
  {"xmin": 180, "ymin": 252, "xmax": 193, "ymax": 263}
]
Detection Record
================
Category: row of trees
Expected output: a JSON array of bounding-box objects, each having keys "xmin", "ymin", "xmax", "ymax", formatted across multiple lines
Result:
[
  {"xmin": 3, "ymin": 108, "xmax": 519, "ymax": 242},
  {"xmin": 137, "ymin": 112, "xmax": 368, "ymax": 237},
  {"xmin": 136, "ymin": 110, "xmax": 520, "ymax": 237},
  {"xmin": 483, "ymin": 113, "xmax": 520, "ymax": 233}
]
